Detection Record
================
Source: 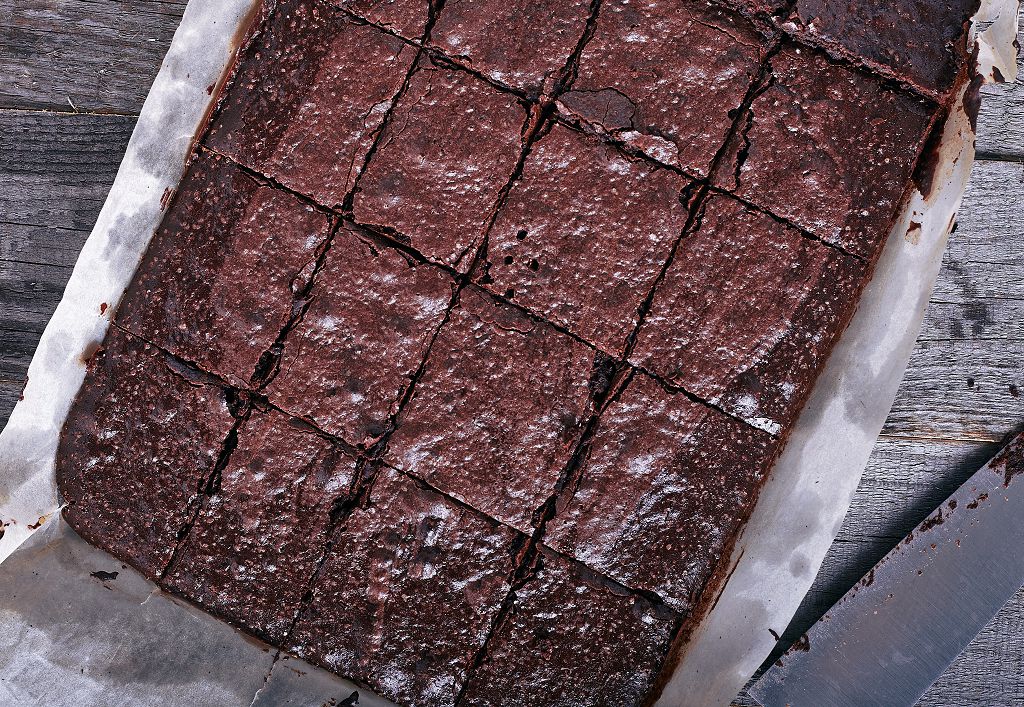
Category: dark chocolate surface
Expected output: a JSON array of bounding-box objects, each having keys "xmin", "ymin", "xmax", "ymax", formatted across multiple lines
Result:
[
  {"xmin": 430, "ymin": 0, "xmax": 592, "ymax": 95},
  {"xmin": 352, "ymin": 56, "xmax": 528, "ymax": 269},
  {"xmin": 632, "ymin": 195, "xmax": 869, "ymax": 433},
  {"xmin": 163, "ymin": 408, "xmax": 357, "ymax": 643},
  {"xmin": 290, "ymin": 467, "xmax": 521, "ymax": 707},
  {"xmin": 116, "ymin": 151, "xmax": 332, "ymax": 386},
  {"xmin": 266, "ymin": 224, "xmax": 455, "ymax": 447},
  {"xmin": 207, "ymin": 1, "xmax": 416, "ymax": 208},
  {"xmin": 791, "ymin": 0, "xmax": 979, "ymax": 94},
  {"xmin": 715, "ymin": 44, "xmax": 936, "ymax": 259},
  {"xmin": 478, "ymin": 123, "xmax": 692, "ymax": 354},
  {"xmin": 558, "ymin": 0, "xmax": 765, "ymax": 176},
  {"xmin": 57, "ymin": 329, "xmax": 234, "ymax": 577},
  {"xmin": 459, "ymin": 549, "xmax": 677, "ymax": 707},
  {"xmin": 331, "ymin": 0, "xmax": 432, "ymax": 39},
  {"xmin": 386, "ymin": 288, "xmax": 597, "ymax": 533},
  {"xmin": 546, "ymin": 372, "xmax": 778, "ymax": 611}
]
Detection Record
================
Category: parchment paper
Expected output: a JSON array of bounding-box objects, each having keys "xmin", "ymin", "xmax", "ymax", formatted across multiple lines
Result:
[{"xmin": 0, "ymin": 0, "xmax": 1018, "ymax": 704}]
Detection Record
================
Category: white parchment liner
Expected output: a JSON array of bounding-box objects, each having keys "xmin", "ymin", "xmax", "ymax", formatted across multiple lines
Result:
[{"xmin": 0, "ymin": 0, "xmax": 1018, "ymax": 704}]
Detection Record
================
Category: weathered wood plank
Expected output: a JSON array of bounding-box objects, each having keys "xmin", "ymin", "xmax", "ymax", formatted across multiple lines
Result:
[
  {"xmin": 0, "ymin": 0, "xmax": 187, "ymax": 114},
  {"xmin": 975, "ymin": 16, "xmax": 1024, "ymax": 159}
]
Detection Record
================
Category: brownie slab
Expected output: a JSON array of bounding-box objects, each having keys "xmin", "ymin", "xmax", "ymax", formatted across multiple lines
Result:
[
  {"xmin": 459, "ymin": 549, "xmax": 677, "ymax": 706},
  {"xmin": 479, "ymin": 124, "xmax": 692, "ymax": 355},
  {"xmin": 632, "ymin": 195, "xmax": 868, "ymax": 433},
  {"xmin": 546, "ymin": 372, "xmax": 777, "ymax": 611},
  {"xmin": 207, "ymin": 1, "xmax": 416, "ymax": 208},
  {"xmin": 429, "ymin": 0, "xmax": 592, "ymax": 95},
  {"xmin": 790, "ymin": 0, "xmax": 978, "ymax": 94},
  {"xmin": 558, "ymin": 0, "xmax": 765, "ymax": 176},
  {"xmin": 289, "ymin": 467, "xmax": 520, "ymax": 707},
  {"xmin": 163, "ymin": 407, "xmax": 358, "ymax": 644},
  {"xmin": 57, "ymin": 329, "xmax": 234, "ymax": 578},
  {"xmin": 266, "ymin": 224, "xmax": 455, "ymax": 448},
  {"xmin": 331, "ymin": 0, "xmax": 432, "ymax": 39},
  {"xmin": 386, "ymin": 288, "xmax": 597, "ymax": 532},
  {"xmin": 352, "ymin": 56, "xmax": 528, "ymax": 269},
  {"xmin": 716, "ymin": 44, "xmax": 936, "ymax": 258},
  {"xmin": 116, "ymin": 152, "xmax": 332, "ymax": 386}
]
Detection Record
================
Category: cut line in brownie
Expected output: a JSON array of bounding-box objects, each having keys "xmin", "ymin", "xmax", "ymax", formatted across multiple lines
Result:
[
  {"xmin": 329, "ymin": 0, "xmax": 433, "ymax": 40},
  {"xmin": 714, "ymin": 43, "xmax": 937, "ymax": 259},
  {"xmin": 458, "ymin": 548, "xmax": 678, "ymax": 706},
  {"xmin": 162, "ymin": 407, "xmax": 358, "ymax": 644},
  {"xmin": 557, "ymin": 0, "xmax": 767, "ymax": 176},
  {"xmin": 289, "ymin": 466, "xmax": 522, "ymax": 707},
  {"xmin": 206, "ymin": 0, "xmax": 417, "ymax": 209},
  {"xmin": 477, "ymin": 123, "xmax": 694, "ymax": 355},
  {"xmin": 631, "ymin": 194, "xmax": 869, "ymax": 434},
  {"xmin": 115, "ymin": 151, "xmax": 333, "ymax": 387},
  {"xmin": 546, "ymin": 372, "xmax": 779, "ymax": 612},
  {"xmin": 352, "ymin": 54, "xmax": 530, "ymax": 269},
  {"xmin": 429, "ymin": 0, "xmax": 593, "ymax": 96},
  {"xmin": 265, "ymin": 223, "xmax": 456, "ymax": 449},
  {"xmin": 787, "ymin": 0, "xmax": 979, "ymax": 96},
  {"xmin": 385, "ymin": 287, "xmax": 599, "ymax": 533},
  {"xmin": 57, "ymin": 329, "xmax": 236, "ymax": 578}
]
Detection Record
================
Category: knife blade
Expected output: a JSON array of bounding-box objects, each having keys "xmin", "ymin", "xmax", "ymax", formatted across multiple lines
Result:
[{"xmin": 749, "ymin": 433, "xmax": 1024, "ymax": 707}]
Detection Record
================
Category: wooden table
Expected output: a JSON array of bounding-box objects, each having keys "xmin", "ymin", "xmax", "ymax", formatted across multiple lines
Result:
[{"xmin": 1, "ymin": 3, "xmax": 1021, "ymax": 704}]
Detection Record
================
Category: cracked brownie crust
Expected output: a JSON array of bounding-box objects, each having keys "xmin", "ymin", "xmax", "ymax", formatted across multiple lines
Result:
[{"xmin": 55, "ymin": 0, "xmax": 970, "ymax": 703}]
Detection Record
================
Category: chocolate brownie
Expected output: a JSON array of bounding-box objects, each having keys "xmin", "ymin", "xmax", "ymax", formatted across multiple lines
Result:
[
  {"xmin": 265, "ymin": 224, "xmax": 455, "ymax": 447},
  {"xmin": 430, "ymin": 0, "xmax": 592, "ymax": 95},
  {"xmin": 206, "ymin": 1, "xmax": 416, "ymax": 208},
  {"xmin": 478, "ymin": 123, "xmax": 692, "ymax": 354},
  {"xmin": 115, "ymin": 151, "xmax": 332, "ymax": 386},
  {"xmin": 289, "ymin": 467, "xmax": 521, "ymax": 706},
  {"xmin": 715, "ymin": 44, "xmax": 936, "ymax": 258},
  {"xmin": 546, "ymin": 372, "xmax": 778, "ymax": 611},
  {"xmin": 352, "ymin": 56, "xmax": 529, "ymax": 269},
  {"xmin": 558, "ymin": 0, "xmax": 766, "ymax": 176},
  {"xmin": 330, "ymin": 0, "xmax": 432, "ymax": 39},
  {"xmin": 162, "ymin": 408, "xmax": 358, "ymax": 643},
  {"xmin": 386, "ymin": 288, "xmax": 597, "ymax": 532},
  {"xmin": 632, "ymin": 195, "xmax": 868, "ymax": 433},
  {"xmin": 789, "ymin": 0, "xmax": 979, "ymax": 94},
  {"xmin": 57, "ymin": 329, "xmax": 235, "ymax": 577},
  {"xmin": 459, "ymin": 549, "xmax": 677, "ymax": 706}
]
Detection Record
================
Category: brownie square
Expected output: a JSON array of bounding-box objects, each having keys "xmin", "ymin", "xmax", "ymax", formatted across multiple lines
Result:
[
  {"xmin": 386, "ymin": 288, "xmax": 597, "ymax": 532},
  {"xmin": 430, "ymin": 0, "xmax": 592, "ymax": 95},
  {"xmin": 459, "ymin": 549, "xmax": 677, "ymax": 706},
  {"xmin": 289, "ymin": 467, "xmax": 520, "ymax": 707},
  {"xmin": 352, "ymin": 56, "xmax": 528, "ymax": 269},
  {"xmin": 331, "ymin": 0, "xmax": 432, "ymax": 39},
  {"xmin": 57, "ymin": 329, "xmax": 235, "ymax": 578},
  {"xmin": 546, "ymin": 372, "xmax": 777, "ymax": 611},
  {"xmin": 479, "ymin": 124, "xmax": 692, "ymax": 354},
  {"xmin": 265, "ymin": 224, "xmax": 455, "ymax": 448},
  {"xmin": 632, "ymin": 195, "xmax": 868, "ymax": 434},
  {"xmin": 558, "ymin": 0, "xmax": 765, "ymax": 176},
  {"xmin": 207, "ymin": 1, "xmax": 416, "ymax": 208},
  {"xmin": 162, "ymin": 407, "xmax": 358, "ymax": 643},
  {"xmin": 116, "ymin": 152, "xmax": 332, "ymax": 386},
  {"xmin": 790, "ymin": 0, "xmax": 977, "ymax": 94},
  {"xmin": 716, "ymin": 45, "xmax": 936, "ymax": 258}
]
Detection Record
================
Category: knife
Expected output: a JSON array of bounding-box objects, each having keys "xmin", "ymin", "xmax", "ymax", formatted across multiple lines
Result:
[{"xmin": 749, "ymin": 433, "xmax": 1024, "ymax": 707}]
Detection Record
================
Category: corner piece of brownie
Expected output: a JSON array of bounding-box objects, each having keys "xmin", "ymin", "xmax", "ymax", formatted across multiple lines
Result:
[
  {"xmin": 459, "ymin": 549, "xmax": 678, "ymax": 706},
  {"xmin": 385, "ymin": 287, "xmax": 598, "ymax": 533},
  {"xmin": 558, "ymin": 0, "xmax": 767, "ymax": 176},
  {"xmin": 115, "ymin": 151, "xmax": 333, "ymax": 387},
  {"xmin": 57, "ymin": 328, "xmax": 235, "ymax": 578},
  {"xmin": 631, "ymin": 194, "xmax": 868, "ymax": 434},
  {"xmin": 162, "ymin": 407, "xmax": 358, "ymax": 644},
  {"xmin": 545, "ymin": 372, "xmax": 779, "ymax": 611},
  {"xmin": 289, "ymin": 467, "xmax": 522, "ymax": 707},
  {"xmin": 266, "ymin": 224, "xmax": 456, "ymax": 448}
]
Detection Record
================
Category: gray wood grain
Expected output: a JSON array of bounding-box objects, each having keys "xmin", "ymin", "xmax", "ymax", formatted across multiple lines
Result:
[{"xmin": 0, "ymin": 1, "xmax": 1022, "ymax": 704}]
